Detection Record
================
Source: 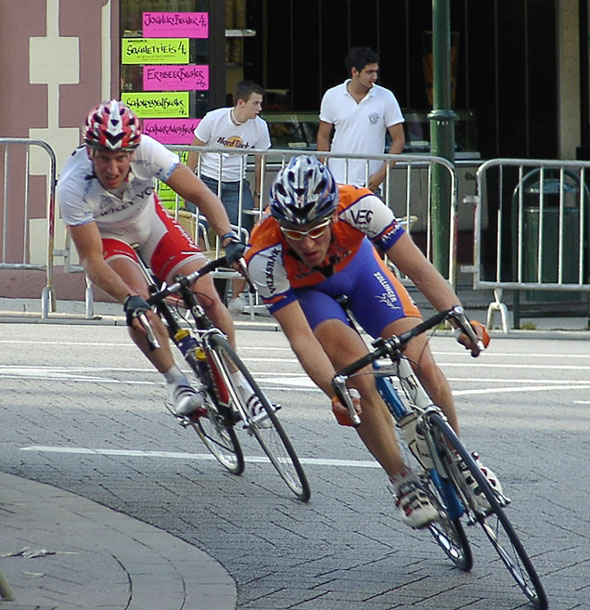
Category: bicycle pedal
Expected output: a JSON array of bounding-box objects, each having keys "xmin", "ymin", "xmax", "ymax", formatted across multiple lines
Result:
[
  {"xmin": 177, "ymin": 416, "xmax": 192, "ymax": 428},
  {"xmin": 497, "ymin": 492, "xmax": 511, "ymax": 507},
  {"xmin": 242, "ymin": 404, "xmax": 279, "ymax": 428},
  {"xmin": 242, "ymin": 411, "xmax": 270, "ymax": 428}
]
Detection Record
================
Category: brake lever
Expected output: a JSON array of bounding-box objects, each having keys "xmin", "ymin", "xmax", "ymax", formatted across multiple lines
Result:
[
  {"xmin": 450, "ymin": 305, "xmax": 484, "ymax": 356},
  {"xmin": 237, "ymin": 257, "xmax": 256, "ymax": 295},
  {"xmin": 137, "ymin": 312, "xmax": 161, "ymax": 350},
  {"xmin": 332, "ymin": 375, "xmax": 361, "ymax": 427}
]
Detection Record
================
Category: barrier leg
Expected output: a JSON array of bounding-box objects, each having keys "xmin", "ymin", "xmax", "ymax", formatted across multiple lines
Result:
[
  {"xmin": 0, "ymin": 570, "xmax": 15, "ymax": 600},
  {"xmin": 486, "ymin": 288, "xmax": 509, "ymax": 333},
  {"xmin": 40, "ymin": 285, "xmax": 56, "ymax": 318},
  {"xmin": 85, "ymin": 275, "xmax": 94, "ymax": 319},
  {"xmin": 246, "ymin": 290, "xmax": 255, "ymax": 321}
]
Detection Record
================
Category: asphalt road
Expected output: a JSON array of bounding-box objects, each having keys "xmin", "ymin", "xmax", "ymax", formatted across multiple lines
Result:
[{"xmin": 1, "ymin": 322, "xmax": 589, "ymax": 609}]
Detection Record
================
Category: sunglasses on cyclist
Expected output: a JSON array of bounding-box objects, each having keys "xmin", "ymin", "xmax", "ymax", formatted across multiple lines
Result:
[{"xmin": 279, "ymin": 218, "xmax": 332, "ymax": 241}]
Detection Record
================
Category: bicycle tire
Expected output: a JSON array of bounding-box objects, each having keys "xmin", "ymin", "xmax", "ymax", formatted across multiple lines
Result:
[
  {"xmin": 208, "ymin": 334, "xmax": 311, "ymax": 502},
  {"xmin": 392, "ymin": 413, "xmax": 472, "ymax": 571},
  {"xmin": 428, "ymin": 412, "xmax": 548, "ymax": 609},
  {"xmin": 156, "ymin": 298, "xmax": 245, "ymax": 475}
]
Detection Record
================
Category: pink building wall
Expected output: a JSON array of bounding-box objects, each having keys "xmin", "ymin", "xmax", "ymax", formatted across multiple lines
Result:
[{"xmin": 0, "ymin": 0, "xmax": 120, "ymax": 300}]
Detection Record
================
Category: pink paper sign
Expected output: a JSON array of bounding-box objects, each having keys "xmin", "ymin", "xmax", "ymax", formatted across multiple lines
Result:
[
  {"xmin": 143, "ymin": 12, "xmax": 208, "ymax": 38},
  {"xmin": 143, "ymin": 118, "xmax": 201, "ymax": 145},
  {"xmin": 143, "ymin": 65, "xmax": 209, "ymax": 91}
]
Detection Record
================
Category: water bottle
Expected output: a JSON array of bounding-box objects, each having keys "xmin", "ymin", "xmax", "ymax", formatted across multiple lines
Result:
[
  {"xmin": 174, "ymin": 329, "xmax": 199, "ymax": 361},
  {"xmin": 194, "ymin": 346, "xmax": 210, "ymax": 385},
  {"xmin": 397, "ymin": 411, "xmax": 434, "ymax": 469}
]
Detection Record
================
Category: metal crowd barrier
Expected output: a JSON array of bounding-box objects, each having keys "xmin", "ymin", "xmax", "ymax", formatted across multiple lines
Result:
[
  {"xmin": 0, "ymin": 138, "xmax": 457, "ymax": 320},
  {"xmin": 469, "ymin": 158, "xmax": 590, "ymax": 331},
  {"xmin": 0, "ymin": 138, "xmax": 57, "ymax": 318},
  {"xmin": 164, "ymin": 146, "xmax": 459, "ymax": 289}
]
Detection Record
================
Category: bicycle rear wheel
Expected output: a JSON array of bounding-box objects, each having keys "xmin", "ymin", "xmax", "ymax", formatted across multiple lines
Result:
[
  {"xmin": 428, "ymin": 412, "xmax": 548, "ymax": 609},
  {"xmin": 191, "ymin": 390, "xmax": 244, "ymax": 475},
  {"xmin": 423, "ymin": 471, "xmax": 472, "ymax": 571},
  {"xmin": 208, "ymin": 334, "xmax": 311, "ymax": 502},
  {"xmin": 392, "ymin": 419, "xmax": 472, "ymax": 571},
  {"xmin": 180, "ymin": 348, "xmax": 244, "ymax": 475}
]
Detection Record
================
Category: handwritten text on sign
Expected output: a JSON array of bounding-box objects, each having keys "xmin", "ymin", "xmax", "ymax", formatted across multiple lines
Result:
[
  {"xmin": 122, "ymin": 38, "xmax": 189, "ymax": 65},
  {"xmin": 143, "ymin": 65, "xmax": 209, "ymax": 91},
  {"xmin": 122, "ymin": 92, "xmax": 190, "ymax": 118},
  {"xmin": 143, "ymin": 118, "xmax": 201, "ymax": 144},
  {"xmin": 143, "ymin": 12, "xmax": 208, "ymax": 38}
]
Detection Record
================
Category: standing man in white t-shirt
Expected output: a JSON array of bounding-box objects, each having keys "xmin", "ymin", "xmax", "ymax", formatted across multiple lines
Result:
[
  {"xmin": 187, "ymin": 81, "xmax": 271, "ymax": 313},
  {"xmin": 317, "ymin": 47, "xmax": 405, "ymax": 192}
]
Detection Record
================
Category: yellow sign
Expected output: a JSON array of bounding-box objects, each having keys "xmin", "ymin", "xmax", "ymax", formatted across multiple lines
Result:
[
  {"xmin": 158, "ymin": 181, "xmax": 176, "ymax": 203},
  {"xmin": 156, "ymin": 152, "xmax": 189, "ymax": 207},
  {"xmin": 122, "ymin": 92, "xmax": 190, "ymax": 118},
  {"xmin": 122, "ymin": 38, "xmax": 189, "ymax": 64}
]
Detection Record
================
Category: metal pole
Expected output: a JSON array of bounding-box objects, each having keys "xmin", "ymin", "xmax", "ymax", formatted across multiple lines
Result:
[{"xmin": 429, "ymin": 0, "xmax": 456, "ymax": 277}]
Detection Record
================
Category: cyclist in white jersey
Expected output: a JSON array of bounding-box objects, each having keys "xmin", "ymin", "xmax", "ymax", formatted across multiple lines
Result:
[{"xmin": 57, "ymin": 100, "xmax": 246, "ymax": 419}]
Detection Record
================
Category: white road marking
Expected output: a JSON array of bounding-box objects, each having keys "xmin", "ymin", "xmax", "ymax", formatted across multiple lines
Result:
[
  {"xmin": 1, "ymin": 339, "xmax": 589, "ymax": 361},
  {"xmin": 20, "ymin": 445, "xmax": 380, "ymax": 468},
  {"xmin": 0, "ymin": 340, "xmax": 133, "ymax": 347},
  {"xmin": 453, "ymin": 384, "xmax": 590, "ymax": 396},
  {"xmin": 0, "ymin": 366, "xmax": 156, "ymax": 385},
  {"xmin": 0, "ymin": 365, "xmax": 588, "ymax": 397}
]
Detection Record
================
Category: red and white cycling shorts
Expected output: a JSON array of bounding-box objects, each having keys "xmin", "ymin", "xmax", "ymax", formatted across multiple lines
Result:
[{"xmin": 101, "ymin": 200, "xmax": 206, "ymax": 284}]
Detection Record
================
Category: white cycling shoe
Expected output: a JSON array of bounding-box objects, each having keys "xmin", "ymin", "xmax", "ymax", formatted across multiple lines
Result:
[
  {"xmin": 393, "ymin": 479, "xmax": 439, "ymax": 529},
  {"xmin": 169, "ymin": 384, "xmax": 207, "ymax": 419},
  {"xmin": 458, "ymin": 452, "xmax": 504, "ymax": 512}
]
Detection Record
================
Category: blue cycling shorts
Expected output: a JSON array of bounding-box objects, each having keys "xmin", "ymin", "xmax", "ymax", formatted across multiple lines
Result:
[{"xmin": 295, "ymin": 238, "xmax": 421, "ymax": 338}]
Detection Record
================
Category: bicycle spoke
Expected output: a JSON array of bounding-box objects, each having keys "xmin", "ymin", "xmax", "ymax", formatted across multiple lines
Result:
[
  {"xmin": 192, "ymin": 392, "xmax": 244, "ymax": 475},
  {"xmin": 423, "ymin": 472, "xmax": 472, "ymax": 572}
]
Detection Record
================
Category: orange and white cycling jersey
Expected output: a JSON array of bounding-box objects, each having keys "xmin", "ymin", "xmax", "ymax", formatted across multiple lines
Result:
[{"xmin": 245, "ymin": 185, "xmax": 406, "ymax": 315}]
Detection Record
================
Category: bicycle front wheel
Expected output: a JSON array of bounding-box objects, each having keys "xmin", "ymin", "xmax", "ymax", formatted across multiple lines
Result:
[
  {"xmin": 208, "ymin": 334, "xmax": 311, "ymax": 502},
  {"xmin": 429, "ymin": 412, "xmax": 548, "ymax": 609},
  {"xmin": 180, "ymin": 346, "xmax": 244, "ymax": 475}
]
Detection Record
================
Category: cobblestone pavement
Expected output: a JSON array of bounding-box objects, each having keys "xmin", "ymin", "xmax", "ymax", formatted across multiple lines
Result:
[{"xmin": 0, "ymin": 315, "xmax": 589, "ymax": 609}]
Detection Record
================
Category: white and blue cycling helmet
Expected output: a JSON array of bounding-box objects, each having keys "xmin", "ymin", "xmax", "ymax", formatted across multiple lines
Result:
[{"xmin": 269, "ymin": 156, "xmax": 338, "ymax": 226}]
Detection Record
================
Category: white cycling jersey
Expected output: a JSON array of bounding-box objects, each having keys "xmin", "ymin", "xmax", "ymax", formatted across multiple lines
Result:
[{"xmin": 56, "ymin": 134, "xmax": 179, "ymax": 245}]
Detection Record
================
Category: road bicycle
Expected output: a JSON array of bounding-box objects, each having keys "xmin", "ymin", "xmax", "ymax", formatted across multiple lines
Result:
[
  {"xmin": 136, "ymin": 254, "xmax": 310, "ymax": 502},
  {"xmin": 331, "ymin": 303, "xmax": 547, "ymax": 609}
]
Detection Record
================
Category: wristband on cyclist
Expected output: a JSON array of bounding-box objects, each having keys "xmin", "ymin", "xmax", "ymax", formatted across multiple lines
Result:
[{"xmin": 220, "ymin": 230, "xmax": 239, "ymax": 247}]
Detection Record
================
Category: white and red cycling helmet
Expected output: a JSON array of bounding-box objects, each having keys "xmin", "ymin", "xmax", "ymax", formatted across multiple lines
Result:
[{"xmin": 83, "ymin": 100, "xmax": 142, "ymax": 151}]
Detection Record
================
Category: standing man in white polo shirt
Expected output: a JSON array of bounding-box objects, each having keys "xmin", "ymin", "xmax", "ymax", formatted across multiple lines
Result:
[{"xmin": 317, "ymin": 47, "xmax": 405, "ymax": 192}]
